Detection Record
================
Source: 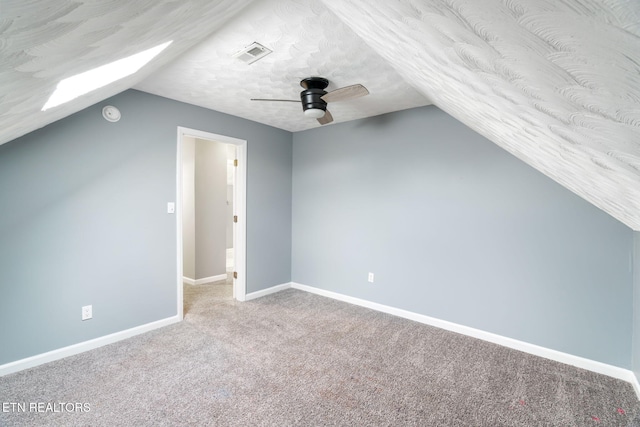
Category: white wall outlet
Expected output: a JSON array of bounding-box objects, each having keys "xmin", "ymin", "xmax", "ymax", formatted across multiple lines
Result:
[
  {"xmin": 82, "ymin": 305, "xmax": 92, "ymax": 321},
  {"xmin": 167, "ymin": 202, "xmax": 175, "ymax": 214},
  {"xmin": 368, "ymin": 272, "xmax": 374, "ymax": 283}
]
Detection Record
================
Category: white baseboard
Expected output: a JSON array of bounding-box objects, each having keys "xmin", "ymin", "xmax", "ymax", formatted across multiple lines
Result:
[
  {"xmin": 0, "ymin": 315, "xmax": 180, "ymax": 377},
  {"xmin": 631, "ymin": 372, "xmax": 640, "ymax": 400},
  {"xmin": 183, "ymin": 274, "xmax": 227, "ymax": 285},
  {"xmin": 289, "ymin": 282, "xmax": 640, "ymax": 398},
  {"xmin": 244, "ymin": 282, "xmax": 292, "ymax": 301}
]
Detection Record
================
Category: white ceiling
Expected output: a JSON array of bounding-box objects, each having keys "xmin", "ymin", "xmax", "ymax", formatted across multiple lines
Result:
[
  {"xmin": 3, "ymin": 0, "xmax": 640, "ymax": 230},
  {"xmin": 135, "ymin": 0, "xmax": 430, "ymax": 131}
]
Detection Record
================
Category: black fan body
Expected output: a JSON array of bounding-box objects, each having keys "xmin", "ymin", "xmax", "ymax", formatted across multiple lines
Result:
[
  {"xmin": 251, "ymin": 77, "xmax": 369, "ymax": 125},
  {"xmin": 300, "ymin": 77, "xmax": 329, "ymax": 115}
]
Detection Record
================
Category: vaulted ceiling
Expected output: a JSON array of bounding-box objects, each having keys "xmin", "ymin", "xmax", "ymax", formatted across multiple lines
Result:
[{"xmin": 3, "ymin": 0, "xmax": 640, "ymax": 230}]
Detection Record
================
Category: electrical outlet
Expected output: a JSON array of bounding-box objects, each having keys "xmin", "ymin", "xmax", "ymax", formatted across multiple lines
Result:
[
  {"xmin": 368, "ymin": 272, "xmax": 374, "ymax": 283},
  {"xmin": 82, "ymin": 305, "xmax": 92, "ymax": 321}
]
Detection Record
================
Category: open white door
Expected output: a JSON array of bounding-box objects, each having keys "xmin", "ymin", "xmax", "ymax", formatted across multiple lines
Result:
[{"xmin": 176, "ymin": 127, "xmax": 247, "ymax": 320}]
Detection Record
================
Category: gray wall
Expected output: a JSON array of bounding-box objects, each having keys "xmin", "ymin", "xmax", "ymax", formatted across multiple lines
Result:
[
  {"xmin": 194, "ymin": 138, "xmax": 227, "ymax": 279},
  {"xmin": 247, "ymin": 122, "xmax": 293, "ymax": 293},
  {"xmin": 227, "ymin": 143, "xmax": 236, "ymax": 250},
  {"xmin": 227, "ymin": 184, "xmax": 234, "ymax": 249},
  {"xmin": 292, "ymin": 106, "xmax": 634, "ymax": 368},
  {"xmin": 0, "ymin": 89, "xmax": 292, "ymax": 365}
]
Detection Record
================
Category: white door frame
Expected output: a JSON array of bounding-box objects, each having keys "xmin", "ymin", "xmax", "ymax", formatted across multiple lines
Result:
[{"xmin": 176, "ymin": 126, "xmax": 247, "ymax": 319}]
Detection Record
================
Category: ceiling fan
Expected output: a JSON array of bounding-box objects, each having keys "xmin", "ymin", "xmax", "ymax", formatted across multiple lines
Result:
[{"xmin": 251, "ymin": 77, "xmax": 369, "ymax": 125}]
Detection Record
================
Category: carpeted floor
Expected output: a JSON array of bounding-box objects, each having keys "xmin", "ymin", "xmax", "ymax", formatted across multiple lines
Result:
[{"xmin": 1, "ymin": 284, "xmax": 638, "ymax": 426}]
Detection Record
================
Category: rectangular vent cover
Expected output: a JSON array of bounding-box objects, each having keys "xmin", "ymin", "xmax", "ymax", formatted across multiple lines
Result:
[{"xmin": 233, "ymin": 42, "xmax": 272, "ymax": 64}]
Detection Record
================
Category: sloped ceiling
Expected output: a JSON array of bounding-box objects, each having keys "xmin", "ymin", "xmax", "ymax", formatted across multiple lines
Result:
[
  {"xmin": 0, "ymin": 0, "xmax": 255, "ymax": 146},
  {"xmin": 2, "ymin": 0, "xmax": 640, "ymax": 231},
  {"xmin": 320, "ymin": 0, "xmax": 640, "ymax": 231},
  {"xmin": 135, "ymin": 0, "xmax": 430, "ymax": 132}
]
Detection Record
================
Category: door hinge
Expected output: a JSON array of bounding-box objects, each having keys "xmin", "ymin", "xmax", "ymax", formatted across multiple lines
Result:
[
  {"xmin": 234, "ymin": 159, "xmax": 238, "ymax": 167},
  {"xmin": 233, "ymin": 271, "xmax": 238, "ymax": 279},
  {"xmin": 233, "ymin": 215, "xmax": 238, "ymax": 223}
]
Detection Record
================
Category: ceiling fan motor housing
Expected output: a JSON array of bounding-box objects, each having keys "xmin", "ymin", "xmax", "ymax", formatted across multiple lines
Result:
[
  {"xmin": 300, "ymin": 77, "xmax": 329, "ymax": 114},
  {"xmin": 300, "ymin": 88, "xmax": 327, "ymax": 112}
]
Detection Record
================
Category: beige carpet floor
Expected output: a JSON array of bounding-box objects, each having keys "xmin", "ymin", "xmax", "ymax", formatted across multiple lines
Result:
[{"xmin": 0, "ymin": 284, "xmax": 638, "ymax": 426}]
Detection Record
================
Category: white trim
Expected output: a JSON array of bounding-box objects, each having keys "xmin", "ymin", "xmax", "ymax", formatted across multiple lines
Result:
[
  {"xmin": 245, "ymin": 282, "xmax": 292, "ymax": 301},
  {"xmin": 183, "ymin": 275, "xmax": 228, "ymax": 285},
  {"xmin": 233, "ymin": 140, "xmax": 247, "ymax": 302},
  {"xmin": 176, "ymin": 127, "xmax": 247, "ymax": 309},
  {"xmin": 631, "ymin": 373, "xmax": 640, "ymax": 400},
  {"xmin": 196, "ymin": 274, "xmax": 227, "ymax": 285},
  {"xmin": 289, "ymin": 282, "xmax": 638, "ymax": 391},
  {"xmin": 0, "ymin": 316, "xmax": 180, "ymax": 377},
  {"xmin": 175, "ymin": 133, "xmax": 184, "ymax": 320}
]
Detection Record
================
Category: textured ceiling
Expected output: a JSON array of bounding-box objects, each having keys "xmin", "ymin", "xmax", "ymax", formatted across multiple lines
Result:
[
  {"xmin": 321, "ymin": 0, "xmax": 640, "ymax": 230},
  {"xmin": 0, "ymin": 0, "xmax": 254, "ymax": 146},
  {"xmin": 134, "ymin": 0, "xmax": 430, "ymax": 132},
  {"xmin": 2, "ymin": 0, "xmax": 640, "ymax": 230}
]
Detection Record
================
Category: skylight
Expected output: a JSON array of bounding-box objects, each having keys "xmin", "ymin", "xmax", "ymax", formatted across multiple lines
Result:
[{"xmin": 42, "ymin": 41, "xmax": 173, "ymax": 111}]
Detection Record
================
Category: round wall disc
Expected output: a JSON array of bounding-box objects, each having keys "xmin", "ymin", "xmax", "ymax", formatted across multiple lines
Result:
[{"xmin": 102, "ymin": 105, "xmax": 121, "ymax": 122}]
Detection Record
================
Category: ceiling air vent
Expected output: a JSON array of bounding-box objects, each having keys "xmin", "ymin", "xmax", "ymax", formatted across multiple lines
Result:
[{"xmin": 232, "ymin": 42, "xmax": 272, "ymax": 64}]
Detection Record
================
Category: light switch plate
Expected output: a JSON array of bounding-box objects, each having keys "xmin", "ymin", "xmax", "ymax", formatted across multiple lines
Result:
[{"xmin": 167, "ymin": 202, "xmax": 175, "ymax": 214}]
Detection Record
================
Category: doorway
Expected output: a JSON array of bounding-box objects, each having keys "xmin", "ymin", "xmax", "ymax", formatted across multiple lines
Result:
[{"xmin": 176, "ymin": 127, "xmax": 247, "ymax": 320}]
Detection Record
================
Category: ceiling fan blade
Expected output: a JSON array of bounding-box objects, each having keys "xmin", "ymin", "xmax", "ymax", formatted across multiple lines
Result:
[
  {"xmin": 250, "ymin": 98, "xmax": 300, "ymax": 102},
  {"xmin": 321, "ymin": 84, "xmax": 369, "ymax": 103},
  {"xmin": 317, "ymin": 109, "xmax": 333, "ymax": 125}
]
